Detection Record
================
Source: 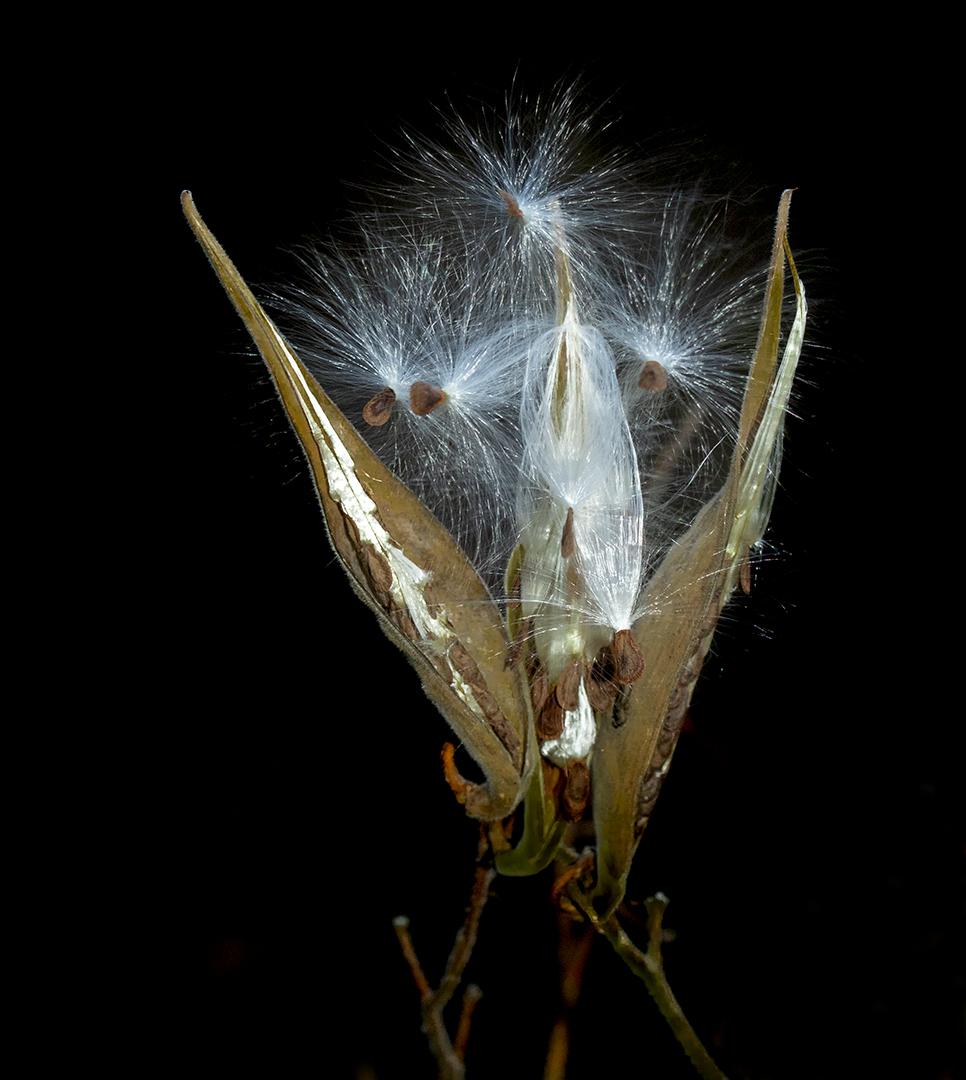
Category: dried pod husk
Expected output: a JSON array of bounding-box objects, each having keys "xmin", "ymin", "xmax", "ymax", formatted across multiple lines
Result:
[
  {"xmin": 184, "ymin": 194, "xmax": 535, "ymax": 821},
  {"xmin": 587, "ymin": 192, "xmax": 806, "ymax": 917}
]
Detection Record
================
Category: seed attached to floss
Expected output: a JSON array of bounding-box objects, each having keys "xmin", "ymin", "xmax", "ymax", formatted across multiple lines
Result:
[
  {"xmin": 498, "ymin": 188, "xmax": 525, "ymax": 220},
  {"xmin": 638, "ymin": 359, "xmax": 668, "ymax": 392},
  {"xmin": 409, "ymin": 381, "xmax": 447, "ymax": 416},
  {"xmin": 609, "ymin": 628, "xmax": 645, "ymax": 685},
  {"xmin": 587, "ymin": 646, "xmax": 619, "ymax": 713},
  {"xmin": 186, "ymin": 86, "xmax": 808, "ymax": 1079},
  {"xmin": 361, "ymin": 386, "xmax": 397, "ymax": 427},
  {"xmin": 560, "ymin": 506, "xmax": 576, "ymax": 559}
]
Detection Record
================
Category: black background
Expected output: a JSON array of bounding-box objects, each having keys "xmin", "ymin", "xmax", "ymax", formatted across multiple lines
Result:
[{"xmin": 146, "ymin": 31, "xmax": 959, "ymax": 1080}]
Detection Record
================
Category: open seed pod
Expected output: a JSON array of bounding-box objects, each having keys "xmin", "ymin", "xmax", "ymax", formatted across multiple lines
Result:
[
  {"xmin": 587, "ymin": 191, "xmax": 806, "ymax": 916},
  {"xmin": 185, "ymin": 154, "xmax": 804, "ymax": 915},
  {"xmin": 184, "ymin": 194, "xmax": 535, "ymax": 822}
]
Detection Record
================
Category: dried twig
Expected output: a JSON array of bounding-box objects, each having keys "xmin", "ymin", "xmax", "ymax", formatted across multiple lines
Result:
[
  {"xmin": 394, "ymin": 851, "xmax": 496, "ymax": 1079},
  {"xmin": 393, "ymin": 915, "xmax": 432, "ymax": 997},
  {"xmin": 576, "ymin": 889, "xmax": 728, "ymax": 1080},
  {"xmin": 550, "ymin": 849, "xmax": 595, "ymax": 909},
  {"xmin": 453, "ymin": 984, "xmax": 483, "ymax": 1062}
]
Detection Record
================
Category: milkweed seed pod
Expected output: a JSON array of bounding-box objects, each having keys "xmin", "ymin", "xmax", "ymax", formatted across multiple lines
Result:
[{"xmin": 184, "ymin": 91, "xmax": 806, "ymax": 918}]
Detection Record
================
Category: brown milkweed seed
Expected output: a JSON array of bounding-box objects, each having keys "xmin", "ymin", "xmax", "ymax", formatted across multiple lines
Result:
[
  {"xmin": 560, "ymin": 506, "xmax": 576, "ymax": 559},
  {"xmin": 638, "ymin": 359, "xmax": 668, "ymax": 392},
  {"xmin": 554, "ymin": 656, "xmax": 583, "ymax": 711},
  {"xmin": 530, "ymin": 667, "xmax": 550, "ymax": 714},
  {"xmin": 610, "ymin": 628, "xmax": 645, "ymax": 685},
  {"xmin": 363, "ymin": 546, "xmax": 394, "ymax": 607},
  {"xmin": 537, "ymin": 695, "xmax": 565, "ymax": 740},
  {"xmin": 561, "ymin": 761, "xmax": 591, "ymax": 822},
  {"xmin": 409, "ymin": 381, "xmax": 447, "ymax": 415},
  {"xmin": 498, "ymin": 189, "xmax": 525, "ymax": 219},
  {"xmin": 586, "ymin": 645, "xmax": 618, "ymax": 712},
  {"xmin": 361, "ymin": 386, "xmax": 396, "ymax": 426}
]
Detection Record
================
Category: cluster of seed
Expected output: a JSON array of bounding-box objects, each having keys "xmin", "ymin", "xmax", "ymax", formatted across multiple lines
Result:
[{"xmin": 280, "ymin": 93, "xmax": 772, "ymax": 808}]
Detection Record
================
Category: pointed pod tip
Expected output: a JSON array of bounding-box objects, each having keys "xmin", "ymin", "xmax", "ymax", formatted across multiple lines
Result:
[
  {"xmin": 773, "ymin": 188, "xmax": 794, "ymax": 239},
  {"xmin": 181, "ymin": 191, "xmax": 208, "ymax": 241}
]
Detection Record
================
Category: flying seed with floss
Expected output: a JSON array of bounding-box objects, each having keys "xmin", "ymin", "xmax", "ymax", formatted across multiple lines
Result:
[
  {"xmin": 638, "ymin": 359, "xmax": 668, "ymax": 392},
  {"xmin": 498, "ymin": 189, "xmax": 525, "ymax": 219},
  {"xmin": 410, "ymin": 381, "xmax": 447, "ymax": 415}
]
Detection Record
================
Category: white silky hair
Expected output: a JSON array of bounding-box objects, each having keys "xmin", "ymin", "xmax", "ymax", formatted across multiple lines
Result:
[
  {"xmin": 278, "ymin": 91, "xmax": 784, "ymax": 640},
  {"xmin": 375, "ymin": 85, "xmax": 662, "ymax": 314},
  {"xmin": 606, "ymin": 193, "xmax": 774, "ymax": 577},
  {"xmin": 517, "ymin": 306, "xmax": 644, "ymax": 677},
  {"xmin": 280, "ymin": 227, "xmax": 540, "ymax": 584}
]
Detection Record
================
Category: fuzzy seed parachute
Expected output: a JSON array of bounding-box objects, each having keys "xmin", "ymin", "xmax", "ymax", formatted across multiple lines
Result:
[{"xmin": 184, "ymin": 93, "xmax": 806, "ymax": 917}]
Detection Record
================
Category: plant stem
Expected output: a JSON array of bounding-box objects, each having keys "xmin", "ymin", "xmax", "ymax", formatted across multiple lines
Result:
[
  {"xmin": 543, "ymin": 911, "xmax": 594, "ymax": 1080},
  {"xmin": 584, "ymin": 892, "xmax": 728, "ymax": 1080},
  {"xmin": 394, "ymin": 853, "xmax": 496, "ymax": 1079}
]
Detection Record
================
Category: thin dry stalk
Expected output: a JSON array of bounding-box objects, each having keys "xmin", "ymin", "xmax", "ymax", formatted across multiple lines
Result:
[
  {"xmin": 543, "ymin": 911, "xmax": 594, "ymax": 1080},
  {"xmin": 577, "ymin": 890, "xmax": 728, "ymax": 1080},
  {"xmin": 394, "ymin": 851, "xmax": 496, "ymax": 1080}
]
